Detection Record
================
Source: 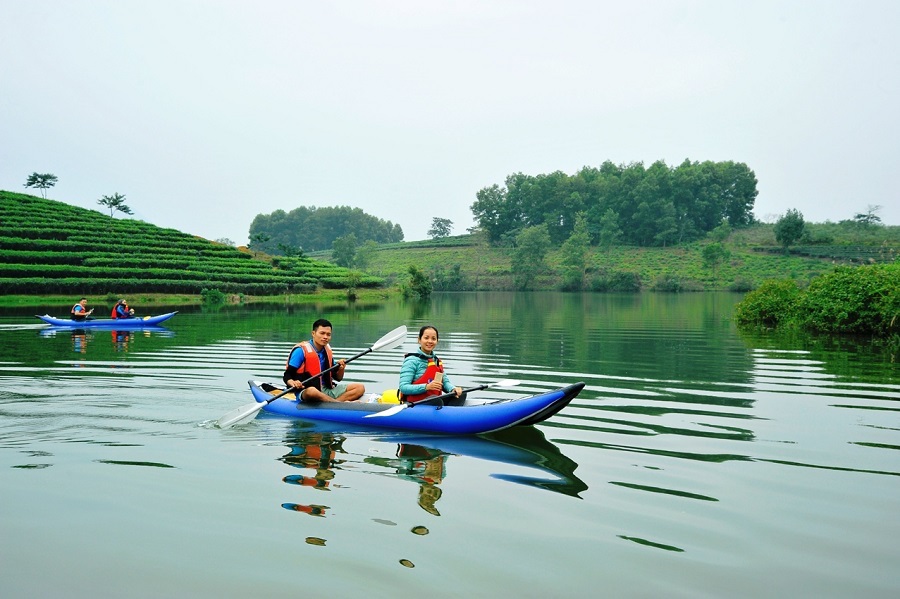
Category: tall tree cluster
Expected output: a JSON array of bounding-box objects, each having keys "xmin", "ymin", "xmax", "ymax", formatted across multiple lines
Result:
[
  {"xmin": 249, "ymin": 205, "xmax": 404, "ymax": 254},
  {"xmin": 470, "ymin": 159, "xmax": 758, "ymax": 247}
]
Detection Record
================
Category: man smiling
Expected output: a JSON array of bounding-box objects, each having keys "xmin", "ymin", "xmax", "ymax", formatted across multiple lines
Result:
[{"xmin": 283, "ymin": 318, "xmax": 365, "ymax": 403}]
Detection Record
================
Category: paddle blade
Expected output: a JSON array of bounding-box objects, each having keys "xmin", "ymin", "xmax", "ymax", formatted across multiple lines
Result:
[
  {"xmin": 216, "ymin": 402, "xmax": 265, "ymax": 429},
  {"xmin": 365, "ymin": 404, "xmax": 408, "ymax": 418},
  {"xmin": 371, "ymin": 325, "xmax": 407, "ymax": 351}
]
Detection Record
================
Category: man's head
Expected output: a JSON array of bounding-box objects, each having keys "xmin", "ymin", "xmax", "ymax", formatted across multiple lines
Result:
[{"xmin": 311, "ymin": 319, "xmax": 333, "ymax": 349}]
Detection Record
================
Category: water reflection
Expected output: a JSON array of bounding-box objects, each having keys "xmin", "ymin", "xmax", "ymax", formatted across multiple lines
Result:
[
  {"xmin": 366, "ymin": 442, "xmax": 447, "ymax": 515},
  {"xmin": 38, "ymin": 326, "xmax": 174, "ymax": 355},
  {"xmin": 276, "ymin": 423, "xmax": 588, "ymax": 521},
  {"xmin": 279, "ymin": 432, "xmax": 344, "ymax": 517}
]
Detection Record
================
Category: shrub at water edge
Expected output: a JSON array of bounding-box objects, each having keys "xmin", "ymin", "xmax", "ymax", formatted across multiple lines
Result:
[{"xmin": 734, "ymin": 263, "xmax": 899, "ymax": 337}]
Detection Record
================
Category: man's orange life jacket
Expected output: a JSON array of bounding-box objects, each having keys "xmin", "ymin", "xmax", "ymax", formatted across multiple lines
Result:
[{"xmin": 285, "ymin": 341, "xmax": 335, "ymax": 390}]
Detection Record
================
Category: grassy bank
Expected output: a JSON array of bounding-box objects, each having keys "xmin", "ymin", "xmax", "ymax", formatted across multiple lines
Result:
[{"xmin": 0, "ymin": 288, "xmax": 393, "ymax": 309}]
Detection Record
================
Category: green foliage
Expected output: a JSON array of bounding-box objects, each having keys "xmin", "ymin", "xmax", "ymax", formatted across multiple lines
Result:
[
  {"xmin": 852, "ymin": 205, "xmax": 883, "ymax": 227},
  {"xmin": 471, "ymin": 159, "xmax": 758, "ymax": 247},
  {"xmin": 795, "ymin": 264, "xmax": 899, "ymax": 335},
  {"xmin": 428, "ymin": 217, "xmax": 453, "ymax": 239},
  {"xmin": 734, "ymin": 280, "xmax": 802, "ymax": 328},
  {"xmin": 401, "ymin": 265, "xmax": 433, "ymax": 299},
  {"xmin": 431, "ymin": 264, "xmax": 465, "ymax": 291},
  {"xmin": 331, "ymin": 234, "xmax": 358, "ymax": 268},
  {"xmin": 559, "ymin": 213, "xmax": 591, "ymax": 291},
  {"xmin": 590, "ymin": 270, "xmax": 642, "ymax": 292},
  {"xmin": 701, "ymin": 242, "xmax": 731, "ymax": 285},
  {"xmin": 728, "ymin": 277, "xmax": 756, "ymax": 292},
  {"xmin": 24, "ymin": 172, "xmax": 58, "ymax": 198},
  {"xmin": 353, "ymin": 240, "xmax": 379, "ymax": 271},
  {"xmin": 709, "ymin": 222, "xmax": 732, "ymax": 242},
  {"xmin": 511, "ymin": 224, "xmax": 551, "ymax": 290},
  {"xmin": 97, "ymin": 192, "xmax": 133, "ymax": 217},
  {"xmin": 597, "ymin": 208, "xmax": 622, "ymax": 251},
  {"xmin": 774, "ymin": 209, "xmax": 805, "ymax": 254},
  {"xmin": 651, "ymin": 275, "xmax": 704, "ymax": 292},
  {"xmin": 249, "ymin": 205, "xmax": 403, "ymax": 254},
  {"xmin": 0, "ymin": 191, "xmax": 382, "ymax": 296},
  {"xmin": 735, "ymin": 264, "xmax": 899, "ymax": 338},
  {"xmin": 200, "ymin": 288, "xmax": 226, "ymax": 305}
]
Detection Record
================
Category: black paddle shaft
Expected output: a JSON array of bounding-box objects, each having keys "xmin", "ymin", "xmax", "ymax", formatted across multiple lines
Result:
[{"xmin": 270, "ymin": 347, "xmax": 373, "ymax": 402}]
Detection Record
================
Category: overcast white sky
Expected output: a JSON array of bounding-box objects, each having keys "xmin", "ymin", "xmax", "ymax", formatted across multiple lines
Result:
[{"xmin": 2, "ymin": 1, "xmax": 898, "ymax": 245}]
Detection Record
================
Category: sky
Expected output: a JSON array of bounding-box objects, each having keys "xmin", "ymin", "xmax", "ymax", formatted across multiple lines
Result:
[{"xmin": 2, "ymin": 1, "xmax": 898, "ymax": 246}]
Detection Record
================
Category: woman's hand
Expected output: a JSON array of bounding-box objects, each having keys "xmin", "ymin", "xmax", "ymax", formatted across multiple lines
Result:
[
  {"xmin": 453, "ymin": 386, "xmax": 463, "ymax": 397},
  {"xmin": 425, "ymin": 380, "xmax": 442, "ymax": 392}
]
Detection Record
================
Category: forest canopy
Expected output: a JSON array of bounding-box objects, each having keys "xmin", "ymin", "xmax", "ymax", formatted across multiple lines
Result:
[
  {"xmin": 471, "ymin": 159, "xmax": 758, "ymax": 246},
  {"xmin": 249, "ymin": 205, "xmax": 404, "ymax": 254}
]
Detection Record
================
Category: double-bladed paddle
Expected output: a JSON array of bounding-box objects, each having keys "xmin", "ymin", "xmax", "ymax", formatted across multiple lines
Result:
[
  {"xmin": 216, "ymin": 325, "xmax": 408, "ymax": 429},
  {"xmin": 365, "ymin": 378, "xmax": 522, "ymax": 418}
]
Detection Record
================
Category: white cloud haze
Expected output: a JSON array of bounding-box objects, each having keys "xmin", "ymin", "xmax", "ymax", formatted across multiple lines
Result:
[{"xmin": 2, "ymin": 0, "xmax": 898, "ymax": 245}]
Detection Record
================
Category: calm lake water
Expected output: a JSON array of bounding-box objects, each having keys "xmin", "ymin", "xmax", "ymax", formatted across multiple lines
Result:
[{"xmin": 1, "ymin": 292, "xmax": 898, "ymax": 598}]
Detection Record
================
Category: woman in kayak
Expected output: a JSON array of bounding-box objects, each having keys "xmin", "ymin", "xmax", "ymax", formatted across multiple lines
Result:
[
  {"xmin": 112, "ymin": 299, "xmax": 135, "ymax": 319},
  {"xmin": 399, "ymin": 325, "xmax": 463, "ymax": 404}
]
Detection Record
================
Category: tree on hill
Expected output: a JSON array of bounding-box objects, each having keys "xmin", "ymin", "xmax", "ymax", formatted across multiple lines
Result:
[
  {"xmin": 354, "ymin": 240, "xmax": 379, "ymax": 271},
  {"xmin": 559, "ymin": 213, "xmax": 591, "ymax": 290},
  {"xmin": 24, "ymin": 173, "xmax": 58, "ymax": 198},
  {"xmin": 471, "ymin": 159, "xmax": 758, "ymax": 247},
  {"xmin": 97, "ymin": 193, "xmax": 133, "ymax": 217},
  {"xmin": 702, "ymin": 242, "xmax": 731, "ymax": 286},
  {"xmin": 401, "ymin": 265, "xmax": 433, "ymax": 299},
  {"xmin": 511, "ymin": 224, "xmax": 551, "ymax": 290},
  {"xmin": 597, "ymin": 208, "xmax": 622, "ymax": 252},
  {"xmin": 249, "ymin": 205, "xmax": 403, "ymax": 254},
  {"xmin": 332, "ymin": 234, "xmax": 358, "ymax": 268},
  {"xmin": 428, "ymin": 217, "xmax": 453, "ymax": 239},
  {"xmin": 853, "ymin": 205, "xmax": 883, "ymax": 227},
  {"xmin": 774, "ymin": 209, "xmax": 805, "ymax": 255}
]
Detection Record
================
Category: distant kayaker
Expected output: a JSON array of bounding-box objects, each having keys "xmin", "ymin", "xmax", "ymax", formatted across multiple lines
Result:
[
  {"xmin": 283, "ymin": 318, "xmax": 366, "ymax": 402},
  {"xmin": 70, "ymin": 297, "xmax": 94, "ymax": 321},
  {"xmin": 398, "ymin": 325, "xmax": 463, "ymax": 404},
  {"xmin": 111, "ymin": 299, "xmax": 135, "ymax": 319}
]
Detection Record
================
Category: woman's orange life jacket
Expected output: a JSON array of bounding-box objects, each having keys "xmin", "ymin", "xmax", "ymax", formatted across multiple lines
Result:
[
  {"xmin": 285, "ymin": 341, "xmax": 335, "ymax": 390},
  {"xmin": 111, "ymin": 301, "xmax": 129, "ymax": 319},
  {"xmin": 403, "ymin": 353, "xmax": 445, "ymax": 404}
]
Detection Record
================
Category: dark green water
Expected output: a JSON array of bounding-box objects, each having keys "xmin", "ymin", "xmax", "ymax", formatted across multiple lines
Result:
[{"xmin": 1, "ymin": 292, "xmax": 897, "ymax": 597}]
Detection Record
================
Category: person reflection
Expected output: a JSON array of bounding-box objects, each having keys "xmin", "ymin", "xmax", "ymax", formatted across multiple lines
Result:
[
  {"xmin": 280, "ymin": 432, "xmax": 346, "ymax": 517},
  {"xmin": 396, "ymin": 444, "xmax": 447, "ymax": 516},
  {"xmin": 71, "ymin": 329, "xmax": 88, "ymax": 353},
  {"xmin": 111, "ymin": 330, "xmax": 131, "ymax": 352}
]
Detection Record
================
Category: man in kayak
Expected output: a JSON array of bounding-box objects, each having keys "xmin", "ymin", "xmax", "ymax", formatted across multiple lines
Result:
[
  {"xmin": 70, "ymin": 297, "xmax": 94, "ymax": 321},
  {"xmin": 283, "ymin": 318, "xmax": 365, "ymax": 402}
]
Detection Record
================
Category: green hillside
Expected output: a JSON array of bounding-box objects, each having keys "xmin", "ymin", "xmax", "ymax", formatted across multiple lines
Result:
[
  {"xmin": 0, "ymin": 191, "xmax": 384, "ymax": 299},
  {"xmin": 321, "ymin": 224, "xmax": 900, "ymax": 292}
]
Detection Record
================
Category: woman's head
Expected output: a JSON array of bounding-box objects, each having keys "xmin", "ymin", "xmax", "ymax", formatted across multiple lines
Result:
[
  {"xmin": 418, "ymin": 325, "xmax": 440, "ymax": 353},
  {"xmin": 418, "ymin": 325, "xmax": 439, "ymax": 341}
]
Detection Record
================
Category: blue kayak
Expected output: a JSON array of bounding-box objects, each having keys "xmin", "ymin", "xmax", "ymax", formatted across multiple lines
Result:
[
  {"xmin": 36, "ymin": 311, "xmax": 178, "ymax": 328},
  {"xmin": 248, "ymin": 380, "xmax": 584, "ymax": 435}
]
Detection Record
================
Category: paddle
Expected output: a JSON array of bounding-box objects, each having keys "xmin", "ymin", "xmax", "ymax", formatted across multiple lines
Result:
[
  {"xmin": 365, "ymin": 378, "xmax": 522, "ymax": 418},
  {"xmin": 216, "ymin": 325, "xmax": 408, "ymax": 429}
]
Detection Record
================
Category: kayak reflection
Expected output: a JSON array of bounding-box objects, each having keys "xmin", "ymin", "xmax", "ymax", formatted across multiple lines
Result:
[
  {"xmin": 39, "ymin": 326, "xmax": 174, "ymax": 354},
  {"xmin": 372, "ymin": 426, "xmax": 589, "ymax": 500},
  {"xmin": 277, "ymin": 423, "xmax": 587, "ymax": 518}
]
